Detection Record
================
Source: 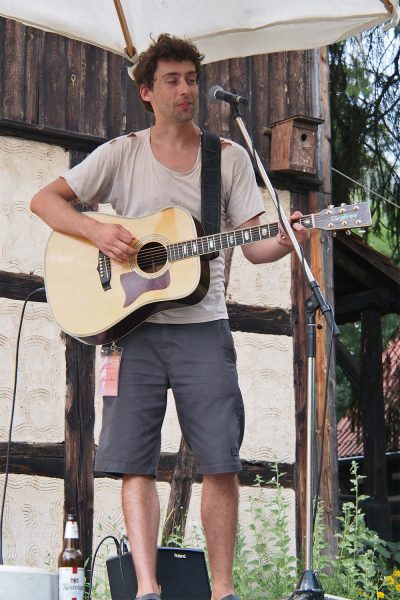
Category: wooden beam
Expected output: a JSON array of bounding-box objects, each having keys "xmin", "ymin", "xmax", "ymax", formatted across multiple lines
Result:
[
  {"xmin": 227, "ymin": 303, "xmax": 292, "ymax": 336},
  {"xmin": 335, "ymin": 287, "xmax": 400, "ymax": 322},
  {"xmin": 0, "ymin": 442, "xmax": 64, "ymax": 478},
  {"xmin": 0, "ymin": 443, "xmax": 294, "ymax": 488},
  {"xmin": 0, "ymin": 274, "xmax": 294, "ymax": 336},
  {"xmin": 335, "ymin": 235, "xmax": 400, "ymax": 293},
  {"xmin": 0, "ymin": 270, "xmax": 46, "ymax": 302},
  {"xmin": 0, "ymin": 117, "xmax": 107, "ymax": 152}
]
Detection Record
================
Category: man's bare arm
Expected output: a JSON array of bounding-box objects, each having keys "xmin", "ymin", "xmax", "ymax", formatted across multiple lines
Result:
[
  {"xmin": 240, "ymin": 211, "xmax": 310, "ymax": 264},
  {"xmin": 31, "ymin": 177, "xmax": 136, "ymax": 263}
]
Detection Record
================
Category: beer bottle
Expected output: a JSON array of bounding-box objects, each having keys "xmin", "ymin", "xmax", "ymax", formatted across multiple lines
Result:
[{"xmin": 58, "ymin": 513, "xmax": 85, "ymax": 600}]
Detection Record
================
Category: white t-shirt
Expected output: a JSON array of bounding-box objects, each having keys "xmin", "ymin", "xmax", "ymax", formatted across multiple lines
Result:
[{"xmin": 62, "ymin": 128, "xmax": 264, "ymax": 324}]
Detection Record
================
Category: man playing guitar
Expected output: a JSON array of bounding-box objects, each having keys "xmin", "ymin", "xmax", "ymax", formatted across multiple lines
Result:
[{"xmin": 31, "ymin": 34, "xmax": 309, "ymax": 600}]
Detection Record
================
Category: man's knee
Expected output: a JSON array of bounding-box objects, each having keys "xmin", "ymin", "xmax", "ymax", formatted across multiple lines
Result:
[
  {"xmin": 122, "ymin": 474, "xmax": 156, "ymax": 495},
  {"xmin": 203, "ymin": 472, "xmax": 239, "ymax": 489}
]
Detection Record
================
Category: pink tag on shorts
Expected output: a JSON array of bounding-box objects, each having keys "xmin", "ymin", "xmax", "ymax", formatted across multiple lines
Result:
[{"xmin": 98, "ymin": 344, "xmax": 123, "ymax": 397}]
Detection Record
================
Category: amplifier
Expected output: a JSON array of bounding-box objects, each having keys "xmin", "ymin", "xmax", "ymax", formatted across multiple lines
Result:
[{"xmin": 106, "ymin": 546, "xmax": 211, "ymax": 600}]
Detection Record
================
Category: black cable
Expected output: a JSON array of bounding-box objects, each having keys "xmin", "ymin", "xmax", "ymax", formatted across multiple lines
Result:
[
  {"xmin": 0, "ymin": 286, "xmax": 45, "ymax": 565},
  {"xmin": 87, "ymin": 533, "xmax": 137, "ymax": 600},
  {"xmin": 117, "ymin": 535, "xmax": 136, "ymax": 600},
  {"xmin": 87, "ymin": 534, "xmax": 120, "ymax": 600}
]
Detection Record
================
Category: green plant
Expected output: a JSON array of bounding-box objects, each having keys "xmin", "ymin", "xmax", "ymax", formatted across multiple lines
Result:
[
  {"xmin": 233, "ymin": 467, "xmax": 297, "ymax": 600},
  {"xmin": 86, "ymin": 462, "xmax": 399, "ymax": 600},
  {"xmin": 314, "ymin": 461, "xmax": 400, "ymax": 600}
]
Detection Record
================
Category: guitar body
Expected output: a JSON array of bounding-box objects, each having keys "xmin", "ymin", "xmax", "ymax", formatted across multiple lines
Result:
[
  {"xmin": 44, "ymin": 201, "xmax": 371, "ymax": 345},
  {"xmin": 45, "ymin": 207, "xmax": 210, "ymax": 345}
]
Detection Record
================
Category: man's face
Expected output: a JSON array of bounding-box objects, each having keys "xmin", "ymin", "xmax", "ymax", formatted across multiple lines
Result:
[{"xmin": 140, "ymin": 59, "xmax": 199, "ymax": 124}]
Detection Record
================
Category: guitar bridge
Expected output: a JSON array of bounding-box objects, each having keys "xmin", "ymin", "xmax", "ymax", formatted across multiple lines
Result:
[{"xmin": 97, "ymin": 251, "xmax": 112, "ymax": 291}]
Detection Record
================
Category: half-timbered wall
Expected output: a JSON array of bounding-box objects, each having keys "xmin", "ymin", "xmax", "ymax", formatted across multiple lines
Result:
[
  {"xmin": 0, "ymin": 16, "xmax": 336, "ymax": 574},
  {"xmin": 0, "ymin": 136, "xmax": 68, "ymax": 567}
]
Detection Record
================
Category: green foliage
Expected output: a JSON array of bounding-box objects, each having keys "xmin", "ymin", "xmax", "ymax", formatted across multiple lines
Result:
[
  {"xmin": 314, "ymin": 461, "xmax": 400, "ymax": 600},
  {"xmin": 233, "ymin": 463, "xmax": 400, "ymax": 600},
  {"xmin": 87, "ymin": 464, "xmax": 400, "ymax": 600},
  {"xmin": 233, "ymin": 468, "xmax": 297, "ymax": 600},
  {"xmin": 329, "ymin": 26, "xmax": 400, "ymax": 263},
  {"xmin": 161, "ymin": 508, "xmax": 187, "ymax": 548}
]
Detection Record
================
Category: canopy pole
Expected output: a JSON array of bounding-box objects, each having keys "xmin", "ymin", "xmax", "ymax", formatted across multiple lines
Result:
[
  {"xmin": 380, "ymin": 0, "xmax": 394, "ymax": 15},
  {"xmin": 113, "ymin": 0, "xmax": 136, "ymax": 58}
]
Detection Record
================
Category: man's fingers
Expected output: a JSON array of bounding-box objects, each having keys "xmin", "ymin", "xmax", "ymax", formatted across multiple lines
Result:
[{"xmin": 116, "ymin": 224, "xmax": 135, "ymax": 245}]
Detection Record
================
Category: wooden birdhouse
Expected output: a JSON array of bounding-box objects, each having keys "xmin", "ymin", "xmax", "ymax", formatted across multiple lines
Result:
[{"xmin": 269, "ymin": 115, "xmax": 323, "ymax": 176}]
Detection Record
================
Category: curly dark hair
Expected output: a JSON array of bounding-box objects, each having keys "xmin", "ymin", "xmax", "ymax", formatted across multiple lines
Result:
[{"xmin": 133, "ymin": 33, "xmax": 204, "ymax": 113}]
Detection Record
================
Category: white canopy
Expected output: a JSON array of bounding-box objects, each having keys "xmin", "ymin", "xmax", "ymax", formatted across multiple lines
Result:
[{"xmin": 0, "ymin": 1, "xmax": 398, "ymax": 64}]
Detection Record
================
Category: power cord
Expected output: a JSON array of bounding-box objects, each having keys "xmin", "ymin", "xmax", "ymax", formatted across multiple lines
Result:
[
  {"xmin": 117, "ymin": 535, "xmax": 136, "ymax": 600},
  {"xmin": 87, "ymin": 534, "xmax": 135, "ymax": 600},
  {"xmin": 87, "ymin": 535, "xmax": 120, "ymax": 600},
  {"xmin": 0, "ymin": 286, "xmax": 45, "ymax": 565}
]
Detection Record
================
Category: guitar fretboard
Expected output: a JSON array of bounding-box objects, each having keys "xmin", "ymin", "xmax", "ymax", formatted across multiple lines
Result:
[{"xmin": 166, "ymin": 217, "xmax": 313, "ymax": 262}]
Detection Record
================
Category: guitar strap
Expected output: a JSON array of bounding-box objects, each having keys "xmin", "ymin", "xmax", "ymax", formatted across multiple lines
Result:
[{"xmin": 200, "ymin": 130, "xmax": 221, "ymax": 260}]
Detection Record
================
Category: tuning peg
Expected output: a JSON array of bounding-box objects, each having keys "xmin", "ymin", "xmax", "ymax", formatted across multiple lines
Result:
[
  {"xmin": 358, "ymin": 229, "xmax": 366, "ymax": 234},
  {"xmin": 328, "ymin": 204, "xmax": 334, "ymax": 209},
  {"xmin": 332, "ymin": 231, "xmax": 337, "ymax": 237},
  {"xmin": 345, "ymin": 230, "xmax": 351, "ymax": 236},
  {"xmin": 340, "ymin": 203, "xmax": 347, "ymax": 207}
]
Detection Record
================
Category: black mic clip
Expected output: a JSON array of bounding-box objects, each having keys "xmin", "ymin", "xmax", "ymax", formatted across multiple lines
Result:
[{"xmin": 208, "ymin": 85, "xmax": 248, "ymax": 106}]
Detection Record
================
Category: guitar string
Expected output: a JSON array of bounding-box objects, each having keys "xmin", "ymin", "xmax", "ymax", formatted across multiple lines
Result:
[
  {"xmin": 135, "ymin": 224, "xmax": 282, "ymax": 266},
  {"xmin": 129, "ymin": 211, "xmax": 366, "ymax": 267},
  {"xmin": 133, "ymin": 225, "xmax": 356, "ymax": 267}
]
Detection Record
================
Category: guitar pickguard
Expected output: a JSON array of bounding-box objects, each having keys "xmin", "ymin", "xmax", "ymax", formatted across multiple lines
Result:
[{"xmin": 120, "ymin": 270, "xmax": 171, "ymax": 307}]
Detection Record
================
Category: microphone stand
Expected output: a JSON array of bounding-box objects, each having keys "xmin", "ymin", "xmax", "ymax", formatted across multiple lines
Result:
[{"xmin": 228, "ymin": 102, "xmax": 340, "ymax": 599}]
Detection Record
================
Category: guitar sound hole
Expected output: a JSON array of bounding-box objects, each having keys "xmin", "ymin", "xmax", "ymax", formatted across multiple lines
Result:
[{"xmin": 137, "ymin": 242, "xmax": 167, "ymax": 274}]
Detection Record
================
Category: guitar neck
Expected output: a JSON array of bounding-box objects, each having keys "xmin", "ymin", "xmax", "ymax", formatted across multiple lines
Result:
[{"xmin": 166, "ymin": 216, "xmax": 314, "ymax": 262}]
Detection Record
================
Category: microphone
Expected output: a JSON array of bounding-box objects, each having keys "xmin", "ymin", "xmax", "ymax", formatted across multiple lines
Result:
[{"xmin": 208, "ymin": 85, "xmax": 248, "ymax": 105}]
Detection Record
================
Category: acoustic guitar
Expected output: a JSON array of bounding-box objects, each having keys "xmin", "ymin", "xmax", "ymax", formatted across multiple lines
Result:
[{"xmin": 44, "ymin": 203, "xmax": 371, "ymax": 345}]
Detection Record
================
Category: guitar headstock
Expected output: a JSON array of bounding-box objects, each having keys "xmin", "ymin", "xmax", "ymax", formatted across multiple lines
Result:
[{"xmin": 314, "ymin": 202, "xmax": 372, "ymax": 232}]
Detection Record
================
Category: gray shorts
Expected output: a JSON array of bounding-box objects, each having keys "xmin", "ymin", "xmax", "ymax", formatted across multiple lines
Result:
[{"xmin": 95, "ymin": 320, "xmax": 244, "ymax": 476}]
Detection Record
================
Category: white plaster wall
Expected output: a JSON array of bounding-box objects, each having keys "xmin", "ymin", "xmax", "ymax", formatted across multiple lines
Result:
[
  {"xmin": 227, "ymin": 190, "xmax": 292, "ymax": 309},
  {"xmin": 0, "ymin": 137, "xmax": 68, "ymax": 444},
  {"xmin": 235, "ymin": 331, "xmax": 295, "ymax": 463},
  {"xmin": 0, "ymin": 298, "xmax": 66, "ymax": 443},
  {"xmin": 0, "ymin": 137, "xmax": 68, "ymax": 568},
  {"xmin": 0, "ymin": 136, "xmax": 68, "ymax": 276},
  {"xmin": 0, "ymin": 474, "xmax": 63, "ymax": 570}
]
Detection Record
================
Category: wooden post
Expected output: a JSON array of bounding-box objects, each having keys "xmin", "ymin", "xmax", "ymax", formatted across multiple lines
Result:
[
  {"xmin": 64, "ymin": 335, "xmax": 96, "ymax": 571},
  {"xmin": 161, "ymin": 437, "xmax": 197, "ymax": 546},
  {"xmin": 291, "ymin": 46, "xmax": 339, "ymax": 560},
  {"xmin": 360, "ymin": 310, "xmax": 392, "ymax": 539}
]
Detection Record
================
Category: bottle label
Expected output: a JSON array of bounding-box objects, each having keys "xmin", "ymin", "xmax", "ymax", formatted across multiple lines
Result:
[
  {"xmin": 58, "ymin": 567, "xmax": 85, "ymax": 600},
  {"xmin": 64, "ymin": 521, "xmax": 79, "ymax": 539}
]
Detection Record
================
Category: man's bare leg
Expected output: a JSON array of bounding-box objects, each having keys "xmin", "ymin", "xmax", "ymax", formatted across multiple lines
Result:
[
  {"xmin": 122, "ymin": 475, "xmax": 161, "ymax": 597},
  {"xmin": 201, "ymin": 473, "xmax": 239, "ymax": 600}
]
